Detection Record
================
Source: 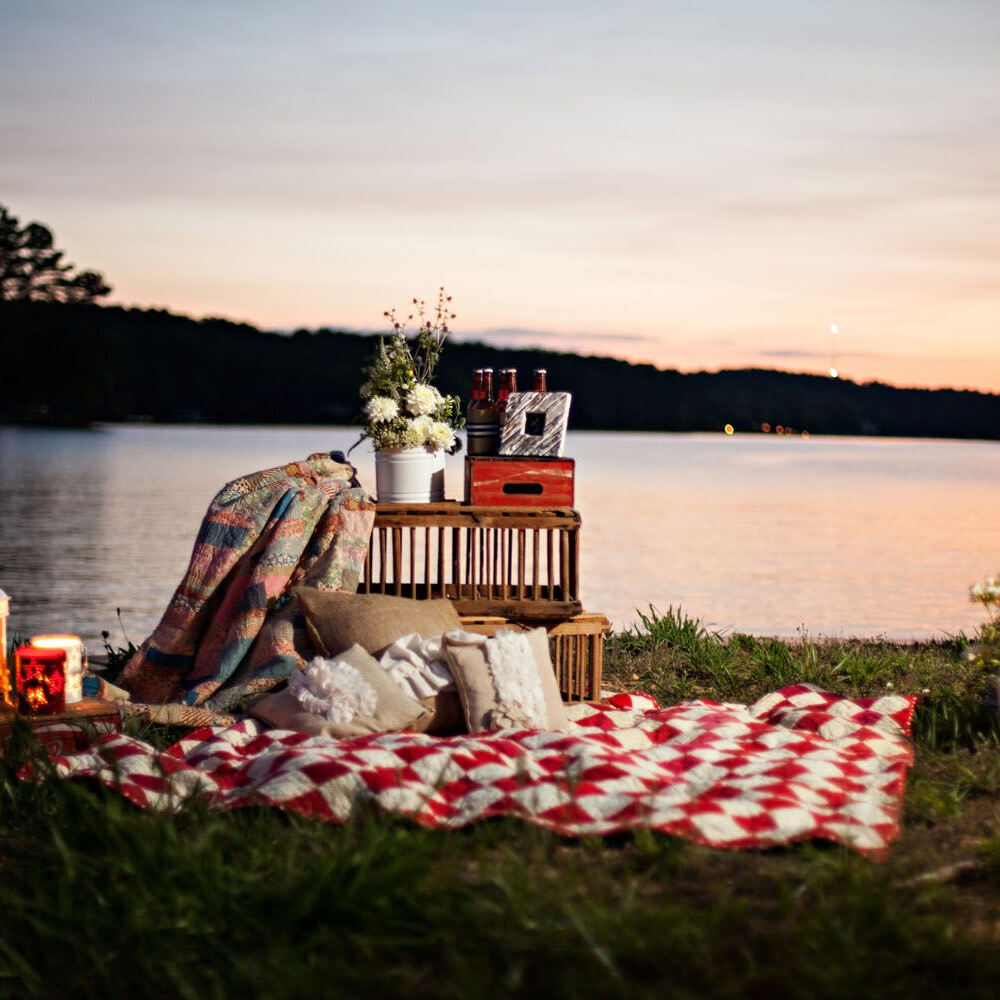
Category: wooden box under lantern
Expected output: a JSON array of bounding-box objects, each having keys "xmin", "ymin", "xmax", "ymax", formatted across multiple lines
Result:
[
  {"xmin": 360, "ymin": 503, "xmax": 582, "ymax": 620},
  {"xmin": 0, "ymin": 697, "xmax": 122, "ymax": 757},
  {"xmin": 464, "ymin": 456, "xmax": 575, "ymax": 507}
]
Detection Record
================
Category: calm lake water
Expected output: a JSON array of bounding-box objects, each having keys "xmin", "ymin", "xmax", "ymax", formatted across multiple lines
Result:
[{"xmin": 1, "ymin": 425, "xmax": 998, "ymax": 648}]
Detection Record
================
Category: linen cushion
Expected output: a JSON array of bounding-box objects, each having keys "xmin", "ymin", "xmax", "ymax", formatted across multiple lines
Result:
[
  {"xmin": 442, "ymin": 627, "xmax": 568, "ymax": 733},
  {"xmin": 294, "ymin": 587, "xmax": 462, "ymax": 657},
  {"xmin": 251, "ymin": 643, "xmax": 429, "ymax": 738}
]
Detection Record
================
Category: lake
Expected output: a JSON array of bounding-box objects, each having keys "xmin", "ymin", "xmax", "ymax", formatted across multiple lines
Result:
[{"xmin": 1, "ymin": 425, "xmax": 998, "ymax": 649}]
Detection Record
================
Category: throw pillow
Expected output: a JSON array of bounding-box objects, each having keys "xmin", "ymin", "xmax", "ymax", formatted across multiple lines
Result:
[
  {"xmin": 294, "ymin": 587, "xmax": 462, "ymax": 657},
  {"xmin": 251, "ymin": 643, "xmax": 429, "ymax": 738},
  {"xmin": 442, "ymin": 627, "xmax": 568, "ymax": 733}
]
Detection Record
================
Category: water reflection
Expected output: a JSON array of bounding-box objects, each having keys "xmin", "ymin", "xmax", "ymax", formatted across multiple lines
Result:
[{"xmin": 1, "ymin": 426, "xmax": 998, "ymax": 646}]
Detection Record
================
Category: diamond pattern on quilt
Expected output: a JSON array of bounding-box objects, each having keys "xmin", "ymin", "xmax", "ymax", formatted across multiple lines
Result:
[{"xmin": 22, "ymin": 684, "xmax": 917, "ymax": 856}]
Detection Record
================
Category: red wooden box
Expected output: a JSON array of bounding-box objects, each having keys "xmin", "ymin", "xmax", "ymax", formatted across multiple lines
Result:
[
  {"xmin": 464, "ymin": 456, "xmax": 575, "ymax": 507},
  {"xmin": 0, "ymin": 697, "xmax": 122, "ymax": 757}
]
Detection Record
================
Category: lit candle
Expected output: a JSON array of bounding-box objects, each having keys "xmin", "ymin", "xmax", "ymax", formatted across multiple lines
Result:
[
  {"xmin": 30, "ymin": 634, "xmax": 87, "ymax": 705},
  {"xmin": 14, "ymin": 644, "xmax": 67, "ymax": 716},
  {"xmin": 0, "ymin": 590, "xmax": 9, "ymax": 707}
]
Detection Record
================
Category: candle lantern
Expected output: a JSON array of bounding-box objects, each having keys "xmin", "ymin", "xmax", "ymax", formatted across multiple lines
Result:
[
  {"xmin": 14, "ymin": 644, "xmax": 67, "ymax": 716},
  {"xmin": 30, "ymin": 634, "xmax": 87, "ymax": 705},
  {"xmin": 0, "ymin": 590, "xmax": 9, "ymax": 707}
]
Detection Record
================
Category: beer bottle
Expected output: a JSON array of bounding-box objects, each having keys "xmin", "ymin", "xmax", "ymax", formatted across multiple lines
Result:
[
  {"xmin": 532, "ymin": 368, "xmax": 548, "ymax": 392},
  {"xmin": 467, "ymin": 369, "xmax": 499, "ymax": 455},
  {"xmin": 497, "ymin": 369, "xmax": 518, "ymax": 430},
  {"xmin": 467, "ymin": 369, "xmax": 484, "ymax": 422}
]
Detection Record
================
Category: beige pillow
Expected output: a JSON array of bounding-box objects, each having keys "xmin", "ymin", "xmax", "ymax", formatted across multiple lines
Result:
[
  {"xmin": 294, "ymin": 588, "xmax": 462, "ymax": 657},
  {"xmin": 442, "ymin": 628, "xmax": 567, "ymax": 733},
  {"xmin": 251, "ymin": 643, "xmax": 429, "ymax": 739}
]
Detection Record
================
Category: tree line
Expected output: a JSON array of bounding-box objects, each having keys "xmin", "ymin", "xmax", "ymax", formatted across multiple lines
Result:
[{"xmin": 2, "ymin": 299, "xmax": 999, "ymax": 440}]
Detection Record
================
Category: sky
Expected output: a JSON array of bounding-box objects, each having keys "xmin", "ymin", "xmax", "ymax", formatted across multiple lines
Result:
[{"xmin": 2, "ymin": 0, "xmax": 999, "ymax": 390}]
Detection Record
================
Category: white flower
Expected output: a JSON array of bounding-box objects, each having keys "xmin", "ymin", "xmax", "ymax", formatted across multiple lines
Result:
[
  {"xmin": 405, "ymin": 383, "xmax": 442, "ymax": 417},
  {"xmin": 427, "ymin": 421, "xmax": 456, "ymax": 451},
  {"xmin": 402, "ymin": 416, "xmax": 433, "ymax": 447},
  {"xmin": 885, "ymin": 681, "xmax": 894, "ymax": 689},
  {"xmin": 364, "ymin": 396, "xmax": 399, "ymax": 423},
  {"xmin": 971, "ymin": 583, "xmax": 984, "ymax": 597}
]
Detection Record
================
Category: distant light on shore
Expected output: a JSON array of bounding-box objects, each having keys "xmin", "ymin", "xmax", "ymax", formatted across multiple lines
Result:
[
  {"xmin": 724, "ymin": 423, "xmax": 735, "ymax": 435},
  {"xmin": 829, "ymin": 367, "xmax": 839, "ymax": 378}
]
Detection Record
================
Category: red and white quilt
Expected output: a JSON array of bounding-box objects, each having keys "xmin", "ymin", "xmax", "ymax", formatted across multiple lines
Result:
[{"xmin": 27, "ymin": 684, "xmax": 917, "ymax": 855}]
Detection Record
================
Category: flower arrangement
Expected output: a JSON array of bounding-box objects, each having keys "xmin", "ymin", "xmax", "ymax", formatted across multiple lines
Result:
[{"xmin": 357, "ymin": 288, "xmax": 464, "ymax": 453}]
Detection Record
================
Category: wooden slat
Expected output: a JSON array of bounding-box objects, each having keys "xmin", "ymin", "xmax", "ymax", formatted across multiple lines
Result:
[
  {"xmin": 392, "ymin": 527, "xmax": 402, "ymax": 596},
  {"xmin": 437, "ymin": 527, "xmax": 445, "ymax": 598},
  {"xmin": 451, "ymin": 526, "xmax": 461, "ymax": 601},
  {"xmin": 424, "ymin": 526, "xmax": 431, "ymax": 595},
  {"xmin": 409, "ymin": 528, "xmax": 416, "ymax": 599},
  {"xmin": 546, "ymin": 531, "xmax": 554, "ymax": 601},
  {"xmin": 532, "ymin": 529, "xmax": 540, "ymax": 601},
  {"xmin": 470, "ymin": 526, "xmax": 479, "ymax": 601},
  {"xmin": 516, "ymin": 530, "xmax": 526, "ymax": 599},
  {"xmin": 378, "ymin": 530, "xmax": 387, "ymax": 594}
]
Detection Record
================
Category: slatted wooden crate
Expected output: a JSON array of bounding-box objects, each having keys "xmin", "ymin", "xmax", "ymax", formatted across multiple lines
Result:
[
  {"xmin": 359, "ymin": 503, "xmax": 582, "ymax": 620},
  {"xmin": 459, "ymin": 613, "xmax": 608, "ymax": 702}
]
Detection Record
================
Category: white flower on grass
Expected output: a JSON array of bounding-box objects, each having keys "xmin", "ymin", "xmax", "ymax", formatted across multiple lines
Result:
[
  {"xmin": 402, "ymin": 416, "xmax": 433, "ymax": 447},
  {"xmin": 405, "ymin": 383, "xmax": 442, "ymax": 417},
  {"xmin": 364, "ymin": 396, "xmax": 399, "ymax": 422},
  {"xmin": 427, "ymin": 421, "xmax": 456, "ymax": 451}
]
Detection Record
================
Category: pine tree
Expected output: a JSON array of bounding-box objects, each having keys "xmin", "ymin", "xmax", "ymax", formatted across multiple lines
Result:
[{"xmin": 0, "ymin": 203, "xmax": 111, "ymax": 303}]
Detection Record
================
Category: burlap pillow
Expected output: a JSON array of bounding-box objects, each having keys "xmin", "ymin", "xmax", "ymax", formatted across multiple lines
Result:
[
  {"xmin": 251, "ymin": 643, "xmax": 429, "ymax": 738},
  {"xmin": 294, "ymin": 588, "xmax": 462, "ymax": 657},
  {"xmin": 442, "ymin": 628, "xmax": 567, "ymax": 733}
]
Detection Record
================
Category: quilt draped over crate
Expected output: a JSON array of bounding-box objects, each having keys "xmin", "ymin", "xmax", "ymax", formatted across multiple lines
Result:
[
  {"xmin": 109, "ymin": 453, "xmax": 375, "ymax": 727},
  {"xmin": 37, "ymin": 684, "xmax": 917, "ymax": 856}
]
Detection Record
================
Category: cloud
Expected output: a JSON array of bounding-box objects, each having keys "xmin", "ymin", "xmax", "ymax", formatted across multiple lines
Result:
[{"xmin": 453, "ymin": 327, "xmax": 657, "ymax": 346}]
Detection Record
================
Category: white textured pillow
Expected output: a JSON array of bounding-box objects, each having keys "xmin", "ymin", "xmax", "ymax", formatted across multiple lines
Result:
[{"xmin": 442, "ymin": 628, "xmax": 567, "ymax": 732}]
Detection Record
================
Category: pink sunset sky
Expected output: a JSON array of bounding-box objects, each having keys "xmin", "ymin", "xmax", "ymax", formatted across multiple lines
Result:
[{"xmin": 3, "ymin": 1, "xmax": 998, "ymax": 391}]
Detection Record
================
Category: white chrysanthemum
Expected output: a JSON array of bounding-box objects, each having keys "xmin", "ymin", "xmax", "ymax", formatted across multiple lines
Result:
[
  {"xmin": 427, "ymin": 421, "xmax": 456, "ymax": 451},
  {"xmin": 402, "ymin": 416, "xmax": 433, "ymax": 447},
  {"xmin": 365, "ymin": 396, "xmax": 399, "ymax": 422},
  {"xmin": 405, "ymin": 383, "xmax": 442, "ymax": 417}
]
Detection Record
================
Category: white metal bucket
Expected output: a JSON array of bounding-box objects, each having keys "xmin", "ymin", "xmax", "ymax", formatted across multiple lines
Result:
[{"xmin": 375, "ymin": 447, "xmax": 445, "ymax": 503}]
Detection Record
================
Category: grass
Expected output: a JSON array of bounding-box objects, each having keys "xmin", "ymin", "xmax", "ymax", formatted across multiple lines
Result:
[{"xmin": 1, "ymin": 609, "xmax": 999, "ymax": 998}]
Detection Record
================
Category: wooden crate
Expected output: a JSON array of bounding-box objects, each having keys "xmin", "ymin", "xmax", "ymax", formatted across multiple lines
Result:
[
  {"xmin": 360, "ymin": 503, "xmax": 582, "ymax": 620},
  {"xmin": 465, "ymin": 456, "xmax": 575, "ymax": 507},
  {"xmin": 459, "ymin": 613, "xmax": 608, "ymax": 702}
]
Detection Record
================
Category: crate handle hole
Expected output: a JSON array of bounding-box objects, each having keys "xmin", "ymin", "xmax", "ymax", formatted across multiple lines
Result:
[{"xmin": 502, "ymin": 483, "xmax": 544, "ymax": 495}]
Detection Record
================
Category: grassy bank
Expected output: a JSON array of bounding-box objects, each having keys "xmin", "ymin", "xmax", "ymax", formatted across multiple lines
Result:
[{"xmin": 2, "ymin": 610, "xmax": 999, "ymax": 999}]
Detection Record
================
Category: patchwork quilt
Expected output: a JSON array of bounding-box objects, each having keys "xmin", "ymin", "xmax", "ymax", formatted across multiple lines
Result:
[
  {"xmin": 32, "ymin": 684, "xmax": 917, "ymax": 855},
  {"xmin": 113, "ymin": 453, "xmax": 374, "ymax": 724}
]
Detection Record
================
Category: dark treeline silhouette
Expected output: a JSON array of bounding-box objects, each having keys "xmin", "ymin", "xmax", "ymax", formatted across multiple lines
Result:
[{"xmin": 2, "ymin": 300, "xmax": 999, "ymax": 440}]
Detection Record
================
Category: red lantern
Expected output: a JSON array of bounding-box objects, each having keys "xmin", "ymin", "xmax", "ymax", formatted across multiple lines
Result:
[{"xmin": 14, "ymin": 645, "xmax": 67, "ymax": 716}]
